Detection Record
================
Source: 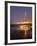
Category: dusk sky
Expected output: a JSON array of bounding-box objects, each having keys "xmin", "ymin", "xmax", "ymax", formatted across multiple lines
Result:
[{"xmin": 10, "ymin": 6, "xmax": 32, "ymax": 24}]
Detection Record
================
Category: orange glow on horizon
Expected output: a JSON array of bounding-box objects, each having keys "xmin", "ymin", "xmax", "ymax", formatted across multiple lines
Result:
[{"xmin": 16, "ymin": 21, "xmax": 32, "ymax": 24}]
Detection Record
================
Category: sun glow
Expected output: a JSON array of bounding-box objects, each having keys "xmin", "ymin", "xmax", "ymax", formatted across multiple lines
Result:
[
  {"xmin": 19, "ymin": 25, "xmax": 30, "ymax": 31},
  {"xmin": 16, "ymin": 21, "xmax": 32, "ymax": 31},
  {"xmin": 20, "ymin": 25, "xmax": 24, "ymax": 30}
]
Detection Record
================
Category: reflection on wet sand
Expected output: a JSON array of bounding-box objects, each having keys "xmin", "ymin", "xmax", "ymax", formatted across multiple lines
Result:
[{"xmin": 10, "ymin": 22, "xmax": 32, "ymax": 40}]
